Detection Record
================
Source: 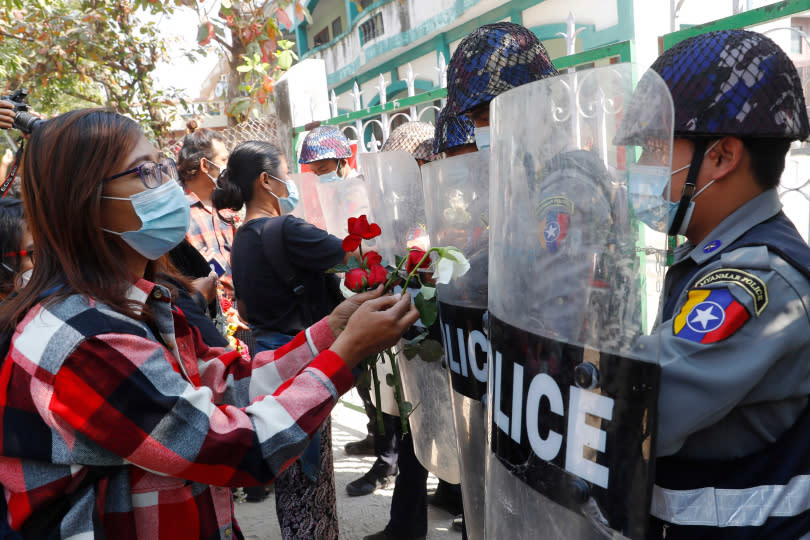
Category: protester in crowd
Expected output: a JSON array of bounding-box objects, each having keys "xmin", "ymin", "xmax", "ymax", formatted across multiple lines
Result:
[
  {"xmin": 176, "ymin": 124, "xmax": 237, "ymax": 298},
  {"xmin": 213, "ymin": 140, "xmax": 350, "ymax": 538},
  {"xmin": 617, "ymin": 30, "xmax": 810, "ymax": 539},
  {"xmin": 0, "ymin": 108, "xmax": 419, "ymax": 539},
  {"xmin": 0, "ymin": 198, "xmax": 32, "ymax": 300}
]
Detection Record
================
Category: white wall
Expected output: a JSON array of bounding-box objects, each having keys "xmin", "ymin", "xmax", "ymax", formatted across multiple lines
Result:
[
  {"xmin": 522, "ymin": 0, "xmax": 618, "ymax": 31},
  {"xmin": 399, "ymin": 52, "xmax": 441, "ymax": 87},
  {"xmin": 361, "ymin": 72, "xmax": 393, "ymax": 106}
]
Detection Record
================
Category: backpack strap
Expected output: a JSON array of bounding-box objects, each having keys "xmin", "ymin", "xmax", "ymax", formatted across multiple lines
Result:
[
  {"xmin": 259, "ymin": 216, "xmax": 306, "ymax": 297},
  {"xmin": 256, "ymin": 216, "xmax": 316, "ymax": 326}
]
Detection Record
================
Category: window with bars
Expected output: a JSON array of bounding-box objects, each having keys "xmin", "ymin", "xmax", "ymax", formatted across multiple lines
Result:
[
  {"xmin": 332, "ymin": 17, "xmax": 342, "ymax": 37},
  {"xmin": 360, "ymin": 12, "xmax": 383, "ymax": 44}
]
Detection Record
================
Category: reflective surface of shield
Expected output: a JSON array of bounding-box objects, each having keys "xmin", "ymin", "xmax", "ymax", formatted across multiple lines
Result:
[
  {"xmin": 315, "ymin": 172, "xmax": 375, "ymax": 238},
  {"xmin": 362, "ymin": 150, "xmax": 460, "ymax": 484},
  {"xmin": 359, "ymin": 151, "xmax": 430, "ymax": 263},
  {"xmin": 487, "ymin": 64, "xmax": 673, "ymax": 539},
  {"xmin": 289, "ymin": 171, "xmax": 325, "ymax": 229},
  {"xmin": 422, "ymin": 151, "xmax": 490, "ymax": 539}
]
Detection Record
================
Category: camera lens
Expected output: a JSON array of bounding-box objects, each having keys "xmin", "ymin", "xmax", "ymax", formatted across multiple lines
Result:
[{"xmin": 13, "ymin": 112, "xmax": 42, "ymax": 135}]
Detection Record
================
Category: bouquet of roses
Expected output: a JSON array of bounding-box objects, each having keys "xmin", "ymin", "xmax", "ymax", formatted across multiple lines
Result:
[{"xmin": 330, "ymin": 214, "xmax": 470, "ymax": 434}]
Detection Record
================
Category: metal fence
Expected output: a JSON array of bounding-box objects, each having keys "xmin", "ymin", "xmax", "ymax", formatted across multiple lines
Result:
[
  {"xmin": 219, "ymin": 116, "xmax": 283, "ymax": 150},
  {"xmin": 290, "ymin": 38, "xmax": 634, "ymax": 172}
]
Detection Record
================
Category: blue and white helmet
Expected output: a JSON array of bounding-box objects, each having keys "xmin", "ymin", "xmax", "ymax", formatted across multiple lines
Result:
[
  {"xmin": 299, "ymin": 126, "xmax": 353, "ymax": 164},
  {"xmin": 652, "ymin": 29, "xmax": 809, "ymax": 140},
  {"xmin": 433, "ymin": 108, "xmax": 475, "ymax": 154},
  {"xmin": 446, "ymin": 22, "xmax": 558, "ymax": 115}
]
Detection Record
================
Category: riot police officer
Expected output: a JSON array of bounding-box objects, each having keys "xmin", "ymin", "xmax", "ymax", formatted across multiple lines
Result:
[{"xmin": 630, "ymin": 30, "xmax": 810, "ymax": 539}]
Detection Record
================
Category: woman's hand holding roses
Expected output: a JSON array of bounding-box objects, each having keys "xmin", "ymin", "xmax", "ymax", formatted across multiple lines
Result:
[{"xmin": 328, "ymin": 286, "xmax": 419, "ymax": 368}]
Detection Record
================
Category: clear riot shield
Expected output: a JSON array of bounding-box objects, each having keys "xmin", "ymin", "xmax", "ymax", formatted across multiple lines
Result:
[
  {"xmin": 289, "ymin": 171, "xmax": 325, "ymax": 229},
  {"xmin": 422, "ymin": 150, "xmax": 490, "ymax": 540},
  {"xmin": 315, "ymin": 171, "xmax": 375, "ymax": 239},
  {"xmin": 487, "ymin": 64, "xmax": 673, "ymax": 539},
  {"xmin": 359, "ymin": 151, "xmax": 430, "ymax": 261},
  {"xmin": 360, "ymin": 150, "xmax": 460, "ymax": 484}
]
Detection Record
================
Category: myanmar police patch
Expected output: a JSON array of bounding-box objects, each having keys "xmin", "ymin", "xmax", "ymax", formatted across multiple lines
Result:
[
  {"xmin": 537, "ymin": 196, "xmax": 574, "ymax": 254},
  {"xmin": 673, "ymin": 288, "xmax": 750, "ymax": 343}
]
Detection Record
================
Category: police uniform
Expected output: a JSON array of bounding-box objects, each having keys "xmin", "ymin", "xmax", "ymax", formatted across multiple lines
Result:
[{"xmin": 645, "ymin": 189, "xmax": 810, "ymax": 538}]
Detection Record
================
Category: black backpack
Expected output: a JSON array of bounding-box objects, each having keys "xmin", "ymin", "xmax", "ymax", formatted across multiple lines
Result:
[{"xmin": 249, "ymin": 216, "xmax": 342, "ymax": 326}]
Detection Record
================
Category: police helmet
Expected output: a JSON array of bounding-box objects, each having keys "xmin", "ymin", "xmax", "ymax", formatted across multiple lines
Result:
[
  {"xmin": 299, "ymin": 125, "xmax": 353, "ymax": 164},
  {"xmin": 653, "ymin": 29, "xmax": 809, "ymax": 140},
  {"xmin": 446, "ymin": 22, "xmax": 558, "ymax": 115},
  {"xmin": 433, "ymin": 108, "xmax": 475, "ymax": 154}
]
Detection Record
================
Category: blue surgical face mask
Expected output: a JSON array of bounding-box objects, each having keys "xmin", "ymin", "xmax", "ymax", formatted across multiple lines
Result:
[
  {"xmin": 474, "ymin": 126, "xmax": 490, "ymax": 150},
  {"xmin": 317, "ymin": 162, "xmax": 345, "ymax": 183},
  {"xmin": 203, "ymin": 158, "xmax": 222, "ymax": 186},
  {"xmin": 628, "ymin": 160, "xmax": 717, "ymax": 236},
  {"xmin": 101, "ymin": 180, "xmax": 191, "ymax": 260},
  {"xmin": 267, "ymin": 173, "xmax": 300, "ymax": 214},
  {"xmin": 627, "ymin": 164, "xmax": 676, "ymax": 233},
  {"xmin": 667, "ymin": 178, "xmax": 715, "ymax": 236}
]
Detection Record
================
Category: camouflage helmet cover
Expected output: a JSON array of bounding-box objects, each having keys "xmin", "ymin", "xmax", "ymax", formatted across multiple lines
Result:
[
  {"xmin": 446, "ymin": 22, "xmax": 558, "ymax": 115},
  {"xmin": 380, "ymin": 121, "xmax": 436, "ymax": 161},
  {"xmin": 433, "ymin": 107, "xmax": 476, "ymax": 154},
  {"xmin": 651, "ymin": 29, "xmax": 809, "ymax": 140}
]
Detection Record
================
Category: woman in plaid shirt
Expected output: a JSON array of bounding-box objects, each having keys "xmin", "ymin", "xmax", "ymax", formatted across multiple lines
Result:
[{"xmin": 0, "ymin": 109, "xmax": 419, "ymax": 539}]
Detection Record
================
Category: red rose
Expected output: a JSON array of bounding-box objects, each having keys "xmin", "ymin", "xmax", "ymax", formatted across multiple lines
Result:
[
  {"xmin": 406, "ymin": 249, "xmax": 430, "ymax": 273},
  {"xmin": 363, "ymin": 250, "xmax": 382, "ymax": 267},
  {"xmin": 348, "ymin": 215, "xmax": 382, "ymax": 239},
  {"xmin": 345, "ymin": 268, "xmax": 369, "ymax": 292},
  {"xmin": 342, "ymin": 234, "xmax": 362, "ymax": 252},
  {"xmin": 367, "ymin": 264, "xmax": 388, "ymax": 287},
  {"xmin": 220, "ymin": 297, "xmax": 233, "ymax": 312},
  {"xmin": 343, "ymin": 215, "xmax": 382, "ymax": 252}
]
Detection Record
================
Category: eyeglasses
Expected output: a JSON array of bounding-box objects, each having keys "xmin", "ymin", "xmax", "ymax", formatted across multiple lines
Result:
[
  {"xmin": 103, "ymin": 157, "xmax": 179, "ymax": 189},
  {"xmin": 3, "ymin": 249, "xmax": 33, "ymax": 259},
  {"xmin": 203, "ymin": 158, "xmax": 223, "ymax": 175}
]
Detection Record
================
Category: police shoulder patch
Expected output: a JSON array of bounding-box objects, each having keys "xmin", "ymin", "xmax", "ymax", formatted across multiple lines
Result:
[
  {"xmin": 692, "ymin": 268, "xmax": 768, "ymax": 316},
  {"xmin": 673, "ymin": 288, "xmax": 750, "ymax": 343},
  {"xmin": 537, "ymin": 196, "xmax": 574, "ymax": 254}
]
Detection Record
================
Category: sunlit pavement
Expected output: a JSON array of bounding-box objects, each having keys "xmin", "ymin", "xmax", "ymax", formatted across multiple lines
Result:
[{"xmin": 236, "ymin": 388, "xmax": 461, "ymax": 539}]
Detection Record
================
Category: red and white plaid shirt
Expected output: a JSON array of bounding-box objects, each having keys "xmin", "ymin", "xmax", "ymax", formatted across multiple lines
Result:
[
  {"xmin": 185, "ymin": 190, "xmax": 238, "ymax": 298},
  {"xmin": 0, "ymin": 279, "xmax": 352, "ymax": 539}
]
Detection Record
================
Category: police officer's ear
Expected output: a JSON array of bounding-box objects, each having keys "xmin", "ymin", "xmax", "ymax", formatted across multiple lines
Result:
[{"xmin": 704, "ymin": 136, "xmax": 745, "ymax": 183}]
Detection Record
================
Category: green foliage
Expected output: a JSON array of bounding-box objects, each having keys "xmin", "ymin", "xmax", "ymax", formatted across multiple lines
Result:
[
  {"xmin": 0, "ymin": 0, "xmax": 179, "ymax": 142},
  {"xmin": 403, "ymin": 337, "xmax": 445, "ymax": 363},
  {"xmin": 413, "ymin": 289, "xmax": 438, "ymax": 326},
  {"xmin": 188, "ymin": 0, "xmax": 302, "ymax": 122}
]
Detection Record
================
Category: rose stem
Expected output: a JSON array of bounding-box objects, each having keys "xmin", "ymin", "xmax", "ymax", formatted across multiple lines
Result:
[
  {"xmin": 386, "ymin": 348, "xmax": 410, "ymax": 435},
  {"xmin": 368, "ymin": 356, "xmax": 385, "ymax": 435}
]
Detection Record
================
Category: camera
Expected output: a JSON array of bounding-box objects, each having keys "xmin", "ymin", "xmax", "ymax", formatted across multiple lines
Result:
[{"xmin": 1, "ymin": 89, "xmax": 42, "ymax": 134}]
